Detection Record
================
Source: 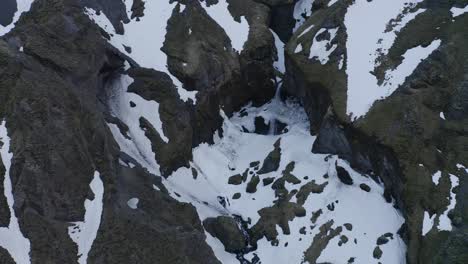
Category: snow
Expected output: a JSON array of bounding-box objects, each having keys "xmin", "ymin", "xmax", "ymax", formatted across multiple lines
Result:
[
  {"xmin": 0, "ymin": 120, "xmax": 31, "ymax": 264},
  {"xmin": 0, "ymin": 0, "xmax": 35, "ymax": 36},
  {"xmin": 127, "ymin": 198, "xmax": 139, "ymax": 209},
  {"xmin": 422, "ymin": 211, "xmax": 435, "ymax": 236},
  {"xmin": 328, "ymin": 0, "xmax": 339, "ymax": 7},
  {"xmin": 432, "ymin": 171, "xmax": 441, "ymax": 185},
  {"xmin": 344, "ymin": 0, "xmax": 437, "ymax": 118},
  {"xmin": 451, "ymin": 4, "xmax": 468, "ymax": 18},
  {"xmin": 309, "ymin": 27, "xmax": 339, "ymax": 64},
  {"xmin": 297, "ymin": 24, "xmax": 314, "ymax": 39},
  {"xmin": 293, "ymin": 0, "xmax": 315, "ymax": 32},
  {"xmin": 19, "ymin": 46, "xmax": 23, "ymax": 52},
  {"xmin": 271, "ymin": 30, "xmax": 285, "ymax": 75},
  {"xmin": 295, "ymin": 43, "xmax": 303, "ymax": 53},
  {"xmin": 440, "ymin": 112, "xmax": 446, "ymax": 120},
  {"xmin": 437, "ymin": 174, "xmax": 459, "ymax": 231},
  {"xmin": 164, "ymin": 99, "xmax": 405, "ymax": 264},
  {"xmin": 109, "ymin": 73, "xmax": 168, "ymax": 144},
  {"xmin": 68, "ymin": 171, "xmax": 104, "ymax": 264},
  {"xmin": 84, "ymin": 2, "xmax": 197, "ymax": 103},
  {"xmin": 201, "ymin": 0, "xmax": 249, "ymax": 52}
]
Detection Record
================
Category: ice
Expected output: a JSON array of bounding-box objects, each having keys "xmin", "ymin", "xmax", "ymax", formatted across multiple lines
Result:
[
  {"xmin": 68, "ymin": 171, "xmax": 104, "ymax": 264},
  {"xmin": 0, "ymin": 120, "xmax": 31, "ymax": 264},
  {"xmin": 0, "ymin": 0, "xmax": 35, "ymax": 36}
]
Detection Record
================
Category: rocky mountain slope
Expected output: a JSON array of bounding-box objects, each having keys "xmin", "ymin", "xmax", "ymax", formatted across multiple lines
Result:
[{"xmin": 0, "ymin": 0, "xmax": 467, "ymax": 263}]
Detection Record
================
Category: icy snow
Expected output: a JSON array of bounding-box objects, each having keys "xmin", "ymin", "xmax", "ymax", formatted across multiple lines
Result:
[
  {"xmin": 328, "ymin": 0, "xmax": 339, "ymax": 7},
  {"xmin": 127, "ymin": 198, "xmax": 139, "ymax": 209},
  {"xmin": 451, "ymin": 4, "xmax": 468, "ymax": 18},
  {"xmin": 432, "ymin": 171, "xmax": 442, "ymax": 185},
  {"xmin": 437, "ymin": 174, "xmax": 459, "ymax": 232},
  {"xmin": 440, "ymin": 112, "xmax": 446, "ymax": 120},
  {"xmin": 271, "ymin": 30, "xmax": 285, "ymax": 75},
  {"xmin": 0, "ymin": 120, "xmax": 31, "ymax": 264},
  {"xmin": 344, "ymin": 0, "xmax": 438, "ymax": 118},
  {"xmin": 293, "ymin": 0, "xmax": 315, "ymax": 32},
  {"xmin": 295, "ymin": 43, "xmax": 303, "ymax": 53},
  {"xmin": 201, "ymin": 0, "xmax": 249, "ymax": 52},
  {"xmin": 84, "ymin": 2, "xmax": 197, "ymax": 103},
  {"xmin": 0, "ymin": 0, "xmax": 35, "ymax": 36},
  {"xmin": 422, "ymin": 211, "xmax": 435, "ymax": 236},
  {"xmin": 297, "ymin": 24, "xmax": 314, "ymax": 39},
  {"xmin": 68, "ymin": 171, "xmax": 104, "ymax": 264},
  {"xmin": 309, "ymin": 27, "xmax": 339, "ymax": 64}
]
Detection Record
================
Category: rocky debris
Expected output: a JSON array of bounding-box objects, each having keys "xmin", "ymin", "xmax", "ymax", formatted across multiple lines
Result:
[
  {"xmin": 192, "ymin": 167, "xmax": 198, "ymax": 179},
  {"xmin": 130, "ymin": 0, "xmax": 145, "ymax": 19},
  {"xmin": 296, "ymin": 180, "xmax": 328, "ymax": 205},
  {"xmin": 304, "ymin": 220, "xmax": 343, "ymax": 263},
  {"xmin": 232, "ymin": 193, "xmax": 241, "ymax": 199},
  {"xmin": 311, "ymin": 209, "xmax": 323, "ymax": 224},
  {"xmin": 373, "ymin": 246, "xmax": 383, "ymax": 259},
  {"xmin": 254, "ymin": 116, "xmax": 270, "ymax": 135},
  {"xmin": 338, "ymin": 235, "xmax": 348, "ymax": 246},
  {"xmin": 229, "ymin": 174, "xmax": 243, "ymax": 185},
  {"xmin": 203, "ymin": 216, "xmax": 247, "ymax": 253},
  {"xmin": 359, "ymin": 183, "xmax": 371, "ymax": 192},
  {"xmin": 246, "ymin": 175, "xmax": 260, "ymax": 193},
  {"xmin": 335, "ymin": 163, "xmax": 353, "ymax": 185},
  {"xmin": 262, "ymin": 177, "xmax": 275, "ymax": 186},
  {"xmin": 258, "ymin": 139, "xmax": 282, "ymax": 174},
  {"xmin": 343, "ymin": 223, "xmax": 353, "ymax": 231},
  {"xmin": 250, "ymin": 202, "xmax": 306, "ymax": 243}
]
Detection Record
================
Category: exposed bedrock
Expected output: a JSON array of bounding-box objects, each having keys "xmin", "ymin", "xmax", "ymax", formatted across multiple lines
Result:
[
  {"xmin": 0, "ymin": 0, "xmax": 221, "ymax": 263},
  {"xmin": 283, "ymin": 1, "xmax": 468, "ymax": 263}
]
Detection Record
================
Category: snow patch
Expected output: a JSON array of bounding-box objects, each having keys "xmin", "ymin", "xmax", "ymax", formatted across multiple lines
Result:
[
  {"xmin": 440, "ymin": 112, "xmax": 446, "ymax": 120},
  {"xmin": 127, "ymin": 198, "xmax": 139, "ymax": 209},
  {"xmin": 344, "ymin": 0, "xmax": 435, "ymax": 118},
  {"xmin": 0, "ymin": 120, "xmax": 31, "ymax": 264},
  {"xmin": 0, "ymin": 0, "xmax": 35, "ymax": 36},
  {"xmin": 437, "ymin": 174, "xmax": 459, "ymax": 231},
  {"xmin": 309, "ymin": 27, "xmax": 339, "ymax": 64},
  {"xmin": 84, "ymin": 3, "xmax": 197, "ymax": 103},
  {"xmin": 422, "ymin": 211, "xmax": 435, "ymax": 236},
  {"xmin": 201, "ymin": 0, "xmax": 249, "ymax": 52},
  {"xmin": 68, "ymin": 171, "xmax": 104, "ymax": 264},
  {"xmin": 432, "ymin": 171, "xmax": 441, "ymax": 185},
  {"xmin": 451, "ymin": 4, "xmax": 468, "ymax": 18},
  {"xmin": 293, "ymin": 0, "xmax": 315, "ymax": 32}
]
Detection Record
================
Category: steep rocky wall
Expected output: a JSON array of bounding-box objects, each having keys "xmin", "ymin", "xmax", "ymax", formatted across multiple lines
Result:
[{"xmin": 283, "ymin": 0, "xmax": 468, "ymax": 263}]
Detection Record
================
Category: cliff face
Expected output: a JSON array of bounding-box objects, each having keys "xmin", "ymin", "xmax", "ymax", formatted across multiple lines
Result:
[{"xmin": 0, "ymin": 0, "xmax": 466, "ymax": 263}]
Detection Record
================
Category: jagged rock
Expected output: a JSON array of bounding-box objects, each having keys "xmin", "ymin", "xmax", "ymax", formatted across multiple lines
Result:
[
  {"xmin": 0, "ymin": 247, "xmax": 15, "ymax": 264},
  {"xmin": 254, "ymin": 116, "xmax": 270, "ymax": 135},
  {"xmin": 247, "ymin": 175, "xmax": 260, "ymax": 193},
  {"xmin": 263, "ymin": 177, "xmax": 275, "ymax": 186},
  {"xmin": 336, "ymin": 164, "xmax": 353, "ymax": 185},
  {"xmin": 203, "ymin": 216, "xmax": 247, "ymax": 253},
  {"xmin": 296, "ymin": 180, "xmax": 328, "ymax": 205},
  {"xmin": 304, "ymin": 220, "xmax": 342, "ymax": 263},
  {"xmin": 0, "ymin": 157, "xmax": 10, "ymax": 226},
  {"xmin": 373, "ymin": 246, "xmax": 383, "ymax": 259},
  {"xmin": 232, "ymin": 193, "xmax": 241, "ymax": 199},
  {"xmin": 228, "ymin": 174, "xmax": 243, "ymax": 185},
  {"xmin": 258, "ymin": 139, "xmax": 282, "ymax": 174},
  {"xmin": 359, "ymin": 183, "xmax": 371, "ymax": 192}
]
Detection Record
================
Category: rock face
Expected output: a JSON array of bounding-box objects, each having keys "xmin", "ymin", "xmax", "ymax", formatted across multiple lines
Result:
[{"xmin": 0, "ymin": 0, "xmax": 467, "ymax": 263}]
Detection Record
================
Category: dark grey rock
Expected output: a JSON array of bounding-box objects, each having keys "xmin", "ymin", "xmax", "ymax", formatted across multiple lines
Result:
[{"xmin": 203, "ymin": 216, "xmax": 247, "ymax": 253}]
